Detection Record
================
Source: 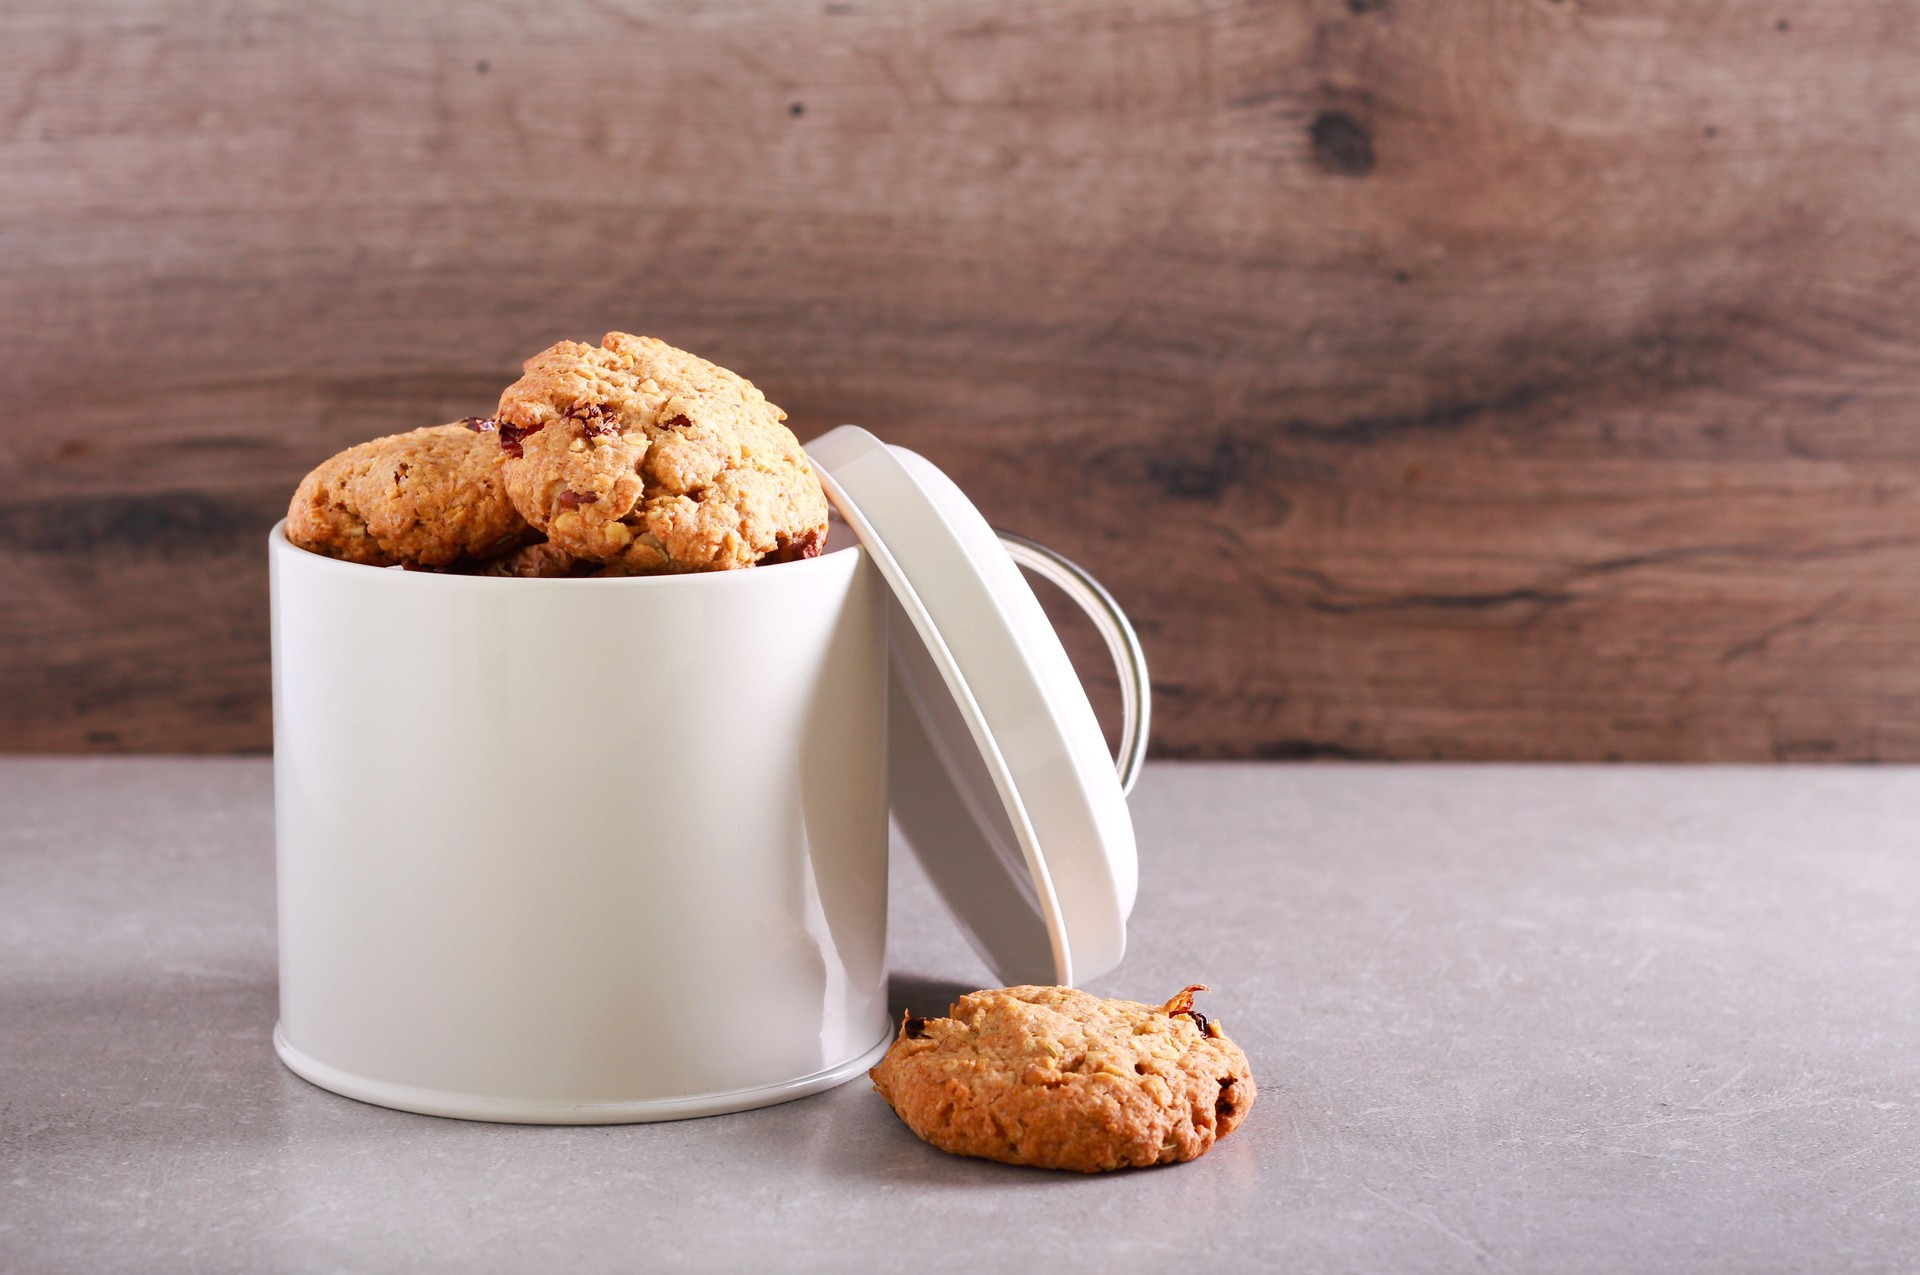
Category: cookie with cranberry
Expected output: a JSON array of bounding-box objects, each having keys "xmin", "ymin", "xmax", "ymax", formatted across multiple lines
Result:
[
  {"xmin": 489, "ymin": 333, "xmax": 828, "ymax": 573},
  {"xmin": 459, "ymin": 540, "xmax": 589, "ymax": 578},
  {"xmin": 869, "ymin": 984, "xmax": 1255, "ymax": 1173},
  {"xmin": 287, "ymin": 422, "xmax": 529, "ymax": 568}
]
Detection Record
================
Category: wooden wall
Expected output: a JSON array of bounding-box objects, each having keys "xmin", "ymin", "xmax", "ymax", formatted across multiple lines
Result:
[{"xmin": 4, "ymin": 0, "xmax": 1918, "ymax": 760}]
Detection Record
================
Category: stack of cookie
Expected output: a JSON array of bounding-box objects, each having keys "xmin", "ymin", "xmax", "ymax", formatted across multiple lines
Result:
[{"xmin": 287, "ymin": 333, "xmax": 829, "ymax": 577}]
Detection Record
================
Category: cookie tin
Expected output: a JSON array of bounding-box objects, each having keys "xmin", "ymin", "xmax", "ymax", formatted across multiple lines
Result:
[
  {"xmin": 806, "ymin": 426, "xmax": 1147, "ymax": 989},
  {"xmin": 271, "ymin": 524, "xmax": 893, "ymax": 1123},
  {"xmin": 270, "ymin": 428, "xmax": 1147, "ymax": 1125}
]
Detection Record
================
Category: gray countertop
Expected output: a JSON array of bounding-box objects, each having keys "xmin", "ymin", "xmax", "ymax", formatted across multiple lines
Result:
[{"xmin": 3, "ymin": 759, "xmax": 1917, "ymax": 1272}]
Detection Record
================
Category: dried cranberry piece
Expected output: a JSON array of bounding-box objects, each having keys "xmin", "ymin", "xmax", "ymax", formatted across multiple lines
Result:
[
  {"xmin": 663, "ymin": 413, "xmax": 693, "ymax": 430},
  {"xmin": 568, "ymin": 401, "xmax": 620, "ymax": 437},
  {"xmin": 462, "ymin": 416, "xmax": 497, "ymax": 433},
  {"xmin": 555, "ymin": 489, "xmax": 600, "ymax": 511},
  {"xmin": 497, "ymin": 420, "xmax": 545, "ymax": 458},
  {"xmin": 757, "ymin": 528, "xmax": 824, "ymax": 566},
  {"xmin": 1162, "ymin": 983, "xmax": 1215, "ymax": 1037}
]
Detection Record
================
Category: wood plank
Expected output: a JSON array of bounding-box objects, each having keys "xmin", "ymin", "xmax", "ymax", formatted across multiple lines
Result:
[{"xmin": 3, "ymin": 0, "xmax": 1918, "ymax": 758}]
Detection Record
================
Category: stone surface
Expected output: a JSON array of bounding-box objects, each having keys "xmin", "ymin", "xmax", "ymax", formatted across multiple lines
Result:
[{"xmin": 2, "ymin": 759, "xmax": 1917, "ymax": 1272}]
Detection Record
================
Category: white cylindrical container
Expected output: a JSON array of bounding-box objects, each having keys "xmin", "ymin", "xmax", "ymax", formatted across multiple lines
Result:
[{"xmin": 268, "ymin": 522, "xmax": 891, "ymax": 1124}]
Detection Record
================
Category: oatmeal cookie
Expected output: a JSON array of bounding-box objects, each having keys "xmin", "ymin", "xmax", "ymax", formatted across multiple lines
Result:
[
  {"xmin": 459, "ymin": 540, "xmax": 588, "ymax": 578},
  {"xmin": 869, "ymin": 985, "xmax": 1255, "ymax": 1173},
  {"xmin": 287, "ymin": 421, "xmax": 529, "ymax": 568},
  {"xmin": 489, "ymin": 333, "xmax": 828, "ymax": 573}
]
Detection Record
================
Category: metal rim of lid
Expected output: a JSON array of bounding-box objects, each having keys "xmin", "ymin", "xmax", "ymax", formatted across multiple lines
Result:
[{"xmin": 995, "ymin": 530, "xmax": 1151, "ymax": 798}]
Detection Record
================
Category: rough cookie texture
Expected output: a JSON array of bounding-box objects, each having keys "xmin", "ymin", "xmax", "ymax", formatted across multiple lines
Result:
[
  {"xmin": 287, "ymin": 422, "xmax": 529, "ymax": 568},
  {"xmin": 458, "ymin": 540, "xmax": 588, "ymax": 578},
  {"xmin": 869, "ymin": 985, "xmax": 1256, "ymax": 1173},
  {"xmin": 491, "ymin": 333, "xmax": 829, "ymax": 573}
]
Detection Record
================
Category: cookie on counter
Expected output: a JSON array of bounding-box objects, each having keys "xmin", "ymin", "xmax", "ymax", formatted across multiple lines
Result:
[
  {"xmin": 489, "ymin": 333, "xmax": 829, "ymax": 574},
  {"xmin": 869, "ymin": 984, "xmax": 1255, "ymax": 1173},
  {"xmin": 287, "ymin": 421, "xmax": 530, "ymax": 568}
]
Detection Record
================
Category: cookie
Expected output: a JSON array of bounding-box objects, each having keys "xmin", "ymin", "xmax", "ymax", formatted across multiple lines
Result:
[
  {"xmin": 869, "ymin": 984, "xmax": 1255, "ymax": 1173},
  {"xmin": 452, "ymin": 541, "xmax": 681, "ymax": 579},
  {"xmin": 287, "ymin": 421, "xmax": 529, "ymax": 568},
  {"xmin": 459, "ymin": 540, "xmax": 588, "ymax": 578},
  {"xmin": 488, "ymin": 333, "xmax": 829, "ymax": 573}
]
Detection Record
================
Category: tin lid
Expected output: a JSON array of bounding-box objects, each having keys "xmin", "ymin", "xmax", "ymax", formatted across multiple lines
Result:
[{"xmin": 806, "ymin": 426, "xmax": 1143, "ymax": 987}]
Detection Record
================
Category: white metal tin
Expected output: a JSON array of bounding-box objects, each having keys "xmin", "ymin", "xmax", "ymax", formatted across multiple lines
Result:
[{"xmin": 268, "ymin": 521, "xmax": 891, "ymax": 1123}]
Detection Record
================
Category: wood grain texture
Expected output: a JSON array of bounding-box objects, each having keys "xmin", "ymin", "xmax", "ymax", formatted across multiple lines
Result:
[{"xmin": 3, "ymin": 0, "xmax": 1918, "ymax": 758}]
